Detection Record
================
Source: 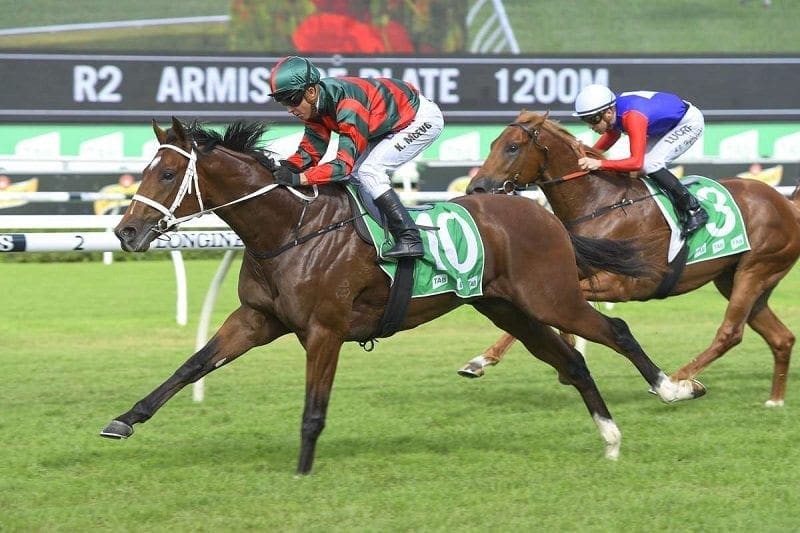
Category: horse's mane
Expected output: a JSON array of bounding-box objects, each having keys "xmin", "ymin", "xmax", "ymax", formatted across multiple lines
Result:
[
  {"xmin": 184, "ymin": 120, "xmax": 278, "ymax": 170},
  {"xmin": 519, "ymin": 111, "xmax": 606, "ymax": 160}
]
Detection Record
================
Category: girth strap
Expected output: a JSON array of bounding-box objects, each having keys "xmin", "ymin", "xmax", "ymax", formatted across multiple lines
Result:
[
  {"xmin": 374, "ymin": 257, "xmax": 414, "ymax": 339},
  {"xmin": 652, "ymin": 242, "xmax": 689, "ymax": 299}
]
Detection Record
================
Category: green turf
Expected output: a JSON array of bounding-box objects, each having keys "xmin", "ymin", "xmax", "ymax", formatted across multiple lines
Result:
[{"xmin": 2, "ymin": 257, "xmax": 800, "ymax": 531}]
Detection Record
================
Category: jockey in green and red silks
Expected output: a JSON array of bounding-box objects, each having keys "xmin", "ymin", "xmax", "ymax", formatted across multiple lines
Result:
[
  {"xmin": 269, "ymin": 56, "xmax": 443, "ymax": 260},
  {"xmin": 285, "ymin": 76, "xmax": 421, "ymax": 185}
]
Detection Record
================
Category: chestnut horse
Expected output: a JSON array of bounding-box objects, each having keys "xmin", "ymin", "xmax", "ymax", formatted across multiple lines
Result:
[
  {"xmin": 99, "ymin": 118, "xmax": 702, "ymax": 475},
  {"xmin": 463, "ymin": 110, "xmax": 800, "ymax": 407}
]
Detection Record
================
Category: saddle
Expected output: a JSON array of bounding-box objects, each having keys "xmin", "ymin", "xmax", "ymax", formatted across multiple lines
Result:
[{"xmin": 347, "ymin": 184, "xmax": 433, "ymax": 245}]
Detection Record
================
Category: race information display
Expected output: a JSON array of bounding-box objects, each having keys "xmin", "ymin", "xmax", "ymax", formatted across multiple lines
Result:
[{"xmin": 2, "ymin": 52, "xmax": 798, "ymax": 123}]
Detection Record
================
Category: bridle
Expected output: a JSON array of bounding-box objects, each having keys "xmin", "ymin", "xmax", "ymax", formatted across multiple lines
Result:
[
  {"xmin": 496, "ymin": 121, "xmax": 658, "ymax": 227},
  {"xmin": 132, "ymin": 143, "xmax": 362, "ymax": 259},
  {"xmin": 132, "ymin": 143, "xmax": 317, "ymax": 233},
  {"xmin": 495, "ymin": 121, "xmax": 589, "ymax": 195}
]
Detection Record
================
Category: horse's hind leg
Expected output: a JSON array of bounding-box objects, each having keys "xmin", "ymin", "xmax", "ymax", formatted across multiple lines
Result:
[
  {"xmin": 748, "ymin": 303, "xmax": 794, "ymax": 407},
  {"xmin": 528, "ymin": 297, "xmax": 705, "ymax": 403},
  {"xmin": 473, "ymin": 301, "xmax": 622, "ymax": 460},
  {"xmin": 100, "ymin": 306, "xmax": 287, "ymax": 439}
]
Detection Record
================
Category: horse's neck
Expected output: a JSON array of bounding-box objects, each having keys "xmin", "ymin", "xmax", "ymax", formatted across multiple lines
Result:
[
  {"xmin": 195, "ymin": 153, "xmax": 302, "ymax": 250},
  {"xmin": 540, "ymin": 136, "xmax": 585, "ymax": 182}
]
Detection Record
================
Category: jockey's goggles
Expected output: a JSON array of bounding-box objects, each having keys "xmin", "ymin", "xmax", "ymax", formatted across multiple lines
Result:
[
  {"xmin": 273, "ymin": 89, "xmax": 305, "ymax": 107},
  {"xmin": 580, "ymin": 112, "xmax": 604, "ymax": 125}
]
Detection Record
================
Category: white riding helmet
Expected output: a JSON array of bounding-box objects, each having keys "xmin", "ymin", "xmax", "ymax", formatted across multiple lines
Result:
[{"xmin": 573, "ymin": 84, "xmax": 616, "ymax": 117}]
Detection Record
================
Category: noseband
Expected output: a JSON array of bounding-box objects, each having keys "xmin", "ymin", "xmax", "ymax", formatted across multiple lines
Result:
[
  {"xmin": 132, "ymin": 144, "xmax": 313, "ymax": 233},
  {"xmin": 491, "ymin": 121, "xmax": 588, "ymax": 194},
  {"xmin": 490, "ymin": 122, "xmax": 550, "ymax": 194}
]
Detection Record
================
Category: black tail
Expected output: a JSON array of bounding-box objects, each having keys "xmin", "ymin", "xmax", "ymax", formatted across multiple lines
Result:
[{"xmin": 570, "ymin": 233, "xmax": 647, "ymax": 278}]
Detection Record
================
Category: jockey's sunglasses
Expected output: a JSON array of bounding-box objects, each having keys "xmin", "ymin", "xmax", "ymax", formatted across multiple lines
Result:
[
  {"xmin": 580, "ymin": 112, "xmax": 604, "ymax": 125},
  {"xmin": 273, "ymin": 89, "xmax": 305, "ymax": 107}
]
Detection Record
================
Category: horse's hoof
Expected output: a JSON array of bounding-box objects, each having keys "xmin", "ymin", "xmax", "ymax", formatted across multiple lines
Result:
[
  {"xmin": 604, "ymin": 444, "xmax": 620, "ymax": 461},
  {"xmin": 458, "ymin": 356, "xmax": 493, "ymax": 379},
  {"xmin": 99, "ymin": 420, "xmax": 134, "ymax": 439},
  {"xmin": 764, "ymin": 399, "xmax": 785, "ymax": 408},
  {"xmin": 652, "ymin": 375, "xmax": 707, "ymax": 403},
  {"xmin": 457, "ymin": 364, "xmax": 484, "ymax": 379},
  {"xmin": 689, "ymin": 379, "xmax": 707, "ymax": 399}
]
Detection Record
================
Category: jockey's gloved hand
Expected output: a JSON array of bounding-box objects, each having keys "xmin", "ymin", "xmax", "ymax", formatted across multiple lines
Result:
[
  {"xmin": 274, "ymin": 166, "xmax": 302, "ymax": 186},
  {"xmin": 278, "ymin": 159, "xmax": 303, "ymax": 173}
]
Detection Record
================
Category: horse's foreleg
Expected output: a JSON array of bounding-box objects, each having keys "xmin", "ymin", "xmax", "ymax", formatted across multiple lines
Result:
[
  {"xmin": 457, "ymin": 332, "xmax": 517, "ymax": 378},
  {"xmin": 100, "ymin": 306, "xmax": 286, "ymax": 439},
  {"xmin": 295, "ymin": 326, "xmax": 344, "ymax": 476},
  {"xmin": 670, "ymin": 317, "xmax": 744, "ymax": 393},
  {"xmin": 675, "ymin": 281, "xmax": 793, "ymax": 406},
  {"xmin": 670, "ymin": 274, "xmax": 769, "ymax": 399}
]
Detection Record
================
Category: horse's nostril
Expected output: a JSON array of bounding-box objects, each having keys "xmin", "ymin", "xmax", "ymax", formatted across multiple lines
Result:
[{"xmin": 116, "ymin": 226, "xmax": 136, "ymax": 241}]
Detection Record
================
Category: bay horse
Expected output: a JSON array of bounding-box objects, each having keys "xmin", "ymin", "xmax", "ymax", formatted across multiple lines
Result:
[
  {"xmin": 464, "ymin": 110, "xmax": 800, "ymax": 407},
  {"xmin": 99, "ymin": 117, "xmax": 701, "ymax": 475}
]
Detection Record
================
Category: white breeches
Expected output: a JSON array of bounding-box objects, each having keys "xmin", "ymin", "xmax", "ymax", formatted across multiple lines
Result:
[
  {"xmin": 643, "ymin": 104, "xmax": 704, "ymax": 174},
  {"xmin": 351, "ymin": 96, "xmax": 444, "ymax": 198}
]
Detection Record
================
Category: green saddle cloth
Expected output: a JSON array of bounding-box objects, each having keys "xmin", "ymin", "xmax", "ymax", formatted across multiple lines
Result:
[
  {"xmin": 347, "ymin": 186, "xmax": 485, "ymax": 298},
  {"xmin": 643, "ymin": 175, "xmax": 751, "ymax": 264}
]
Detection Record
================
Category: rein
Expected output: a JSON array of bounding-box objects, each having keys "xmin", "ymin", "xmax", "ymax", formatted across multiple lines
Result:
[
  {"xmin": 494, "ymin": 122, "xmax": 589, "ymax": 194},
  {"xmin": 135, "ymin": 143, "xmax": 363, "ymax": 260},
  {"xmin": 247, "ymin": 212, "xmax": 366, "ymax": 260},
  {"xmin": 133, "ymin": 143, "xmax": 317, "ymax": 233},
  {"xmin": 497, "ymin": 121, "xmax": 659, "ymax": 226},
  {"xmin": 563, "ymin": 193, "xmax": 657, "ymax": 227}
]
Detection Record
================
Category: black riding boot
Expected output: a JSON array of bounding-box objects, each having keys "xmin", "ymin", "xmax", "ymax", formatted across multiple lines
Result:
[
  {"xmin": 648, "ymin": 168, "xmax": 709, "ymax": 238},
  {"xmin": 373, "ymin": 189, "xmax": 424, "ymax": 259}
]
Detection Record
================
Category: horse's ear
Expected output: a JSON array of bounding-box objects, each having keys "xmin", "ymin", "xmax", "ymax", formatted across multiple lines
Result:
[
  {"xmin": 170, "ymin": 116, "xmax": 190, "ymax": 147},
  {"xmin": 152, "ymin": 119, "xmax": 167, "ymax": 144}
]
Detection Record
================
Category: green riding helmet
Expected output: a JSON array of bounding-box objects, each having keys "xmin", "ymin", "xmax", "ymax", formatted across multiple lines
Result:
[{"xmin": 269, "ymin": 56, "xmax": 321, "ymax": 98}]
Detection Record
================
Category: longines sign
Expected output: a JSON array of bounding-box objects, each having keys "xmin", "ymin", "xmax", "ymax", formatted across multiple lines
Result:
[{"xmin": 1, "ymin": 52, "xmax": 798, "ymax": 123}]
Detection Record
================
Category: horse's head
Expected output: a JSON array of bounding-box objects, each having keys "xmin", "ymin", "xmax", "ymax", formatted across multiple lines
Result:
[
  {"xmin": 114, "ymin": 117, "xmax": 199, "ymax": 251},
  {"xmin": 114, "ymin": 117, "xmax": 209, "ymax": 252},
  {"xmin": 466, "ymin": 111, "xmax": 585, "ymax": 195},
  {"xmin": 115, "ymin": 117, "xmax": 277, "ymax": 252}
]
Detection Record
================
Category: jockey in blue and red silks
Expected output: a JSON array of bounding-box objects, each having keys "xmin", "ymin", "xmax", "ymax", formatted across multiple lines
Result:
[
  {"xmin": 573, "ymin": 84, "xmax": 709, "ymax": 239},
  {"xmin": 269, "ymin": 55, "xmax": 444, "ymax": 259}
]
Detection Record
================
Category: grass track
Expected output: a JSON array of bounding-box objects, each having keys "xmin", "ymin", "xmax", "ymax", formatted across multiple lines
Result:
[{"xmin": 2, "ymin": 258, "xmax": 800, "ymax": 531}]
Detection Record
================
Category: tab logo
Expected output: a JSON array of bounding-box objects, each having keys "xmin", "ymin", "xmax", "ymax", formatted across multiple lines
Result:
[{"xmin": 431, "ymin": 274, "xmax": 448, "ymax": 289}]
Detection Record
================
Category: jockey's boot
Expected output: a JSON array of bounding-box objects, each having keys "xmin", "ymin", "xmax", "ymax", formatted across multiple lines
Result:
[
  {"xmin": 373, "ymin": 189, "xmax": 424, "ymax": 259},
  {"xmin": 647, "ymin": 168, "xmax": 709, "ymax": 239},
  {"xmin": 677, "ymin": 193, "xmax": 710, "ymax": 238}
]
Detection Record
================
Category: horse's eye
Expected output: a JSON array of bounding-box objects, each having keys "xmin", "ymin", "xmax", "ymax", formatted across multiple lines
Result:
[
  {"xmin": 161, "ymin": 170, "xmax": 176, "ymax": 182},
  {"xmin": 507, "ymin": 144, "xmax": 519, "ymax": 154}
]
